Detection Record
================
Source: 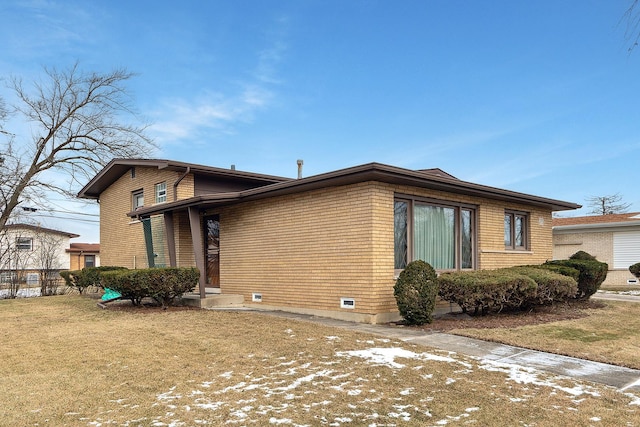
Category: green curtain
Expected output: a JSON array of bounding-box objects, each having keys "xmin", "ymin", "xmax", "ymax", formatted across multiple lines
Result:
[{"xmin": 414, "ymin": 205, "xmax": 455, "ymax": 269}]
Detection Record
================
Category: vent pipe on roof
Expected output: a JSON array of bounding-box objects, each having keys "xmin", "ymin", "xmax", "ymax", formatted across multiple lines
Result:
[
  {"xmin": 297, "ymin": 159, "xmax": 303, "ymax": 179},
  {"xmin": 231, "ymin": 164, "xmax": 236, "ymax": 170}
]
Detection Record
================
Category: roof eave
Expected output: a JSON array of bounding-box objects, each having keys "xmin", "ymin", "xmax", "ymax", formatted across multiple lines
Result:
[
  {"xmin": 78, "ymin": 158, "xmax": 291, "ymax": 199},
  {"xmin": 128, "ymin": 162, "xmax": 579, "ymax": 217},
  {"xmin": 553, "ymin": 221, "xmax": 640, "ymax": 231}
]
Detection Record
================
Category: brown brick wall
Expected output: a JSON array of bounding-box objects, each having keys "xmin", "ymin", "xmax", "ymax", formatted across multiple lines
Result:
[{"xmin": 100, "ymin": 167, "xmax": 195, "ymax": 268}]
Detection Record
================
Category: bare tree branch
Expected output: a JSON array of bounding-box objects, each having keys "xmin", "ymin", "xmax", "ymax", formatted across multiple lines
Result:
[
  {"xmin": 622, "ymin": 0, "xmax": 640, "ymax": 52},
  {"xmin": 0, "ymin": 63, "xmax": 156, "ymax": 229},
  {"xmin": 586, "ymin": 193, "xmax": 632, "ymax": 215}
]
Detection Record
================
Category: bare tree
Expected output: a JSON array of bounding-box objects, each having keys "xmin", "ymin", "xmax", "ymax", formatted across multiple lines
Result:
[
  {"xmin": 586, "ymin": 193, "xmax": 632, "ymax": 215},
  {"xmin": 623, "ymin": 0, "xmax": 640, "ymax": 52},
  {"xmin": 0, "ymin": 63, "xmax": 155, "ymax": 230},
  {"xmin": 0, "ymin": 229, "xmax": 34, "ymax": 299},
  {"xmin": 35, "ymin": 230, "xmax": 64, "ymax": 296}
]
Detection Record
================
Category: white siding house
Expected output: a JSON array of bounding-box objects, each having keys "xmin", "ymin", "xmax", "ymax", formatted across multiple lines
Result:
[{"xmin": 0, "ymin": 224, "xmax": 79, "ymax": 285}]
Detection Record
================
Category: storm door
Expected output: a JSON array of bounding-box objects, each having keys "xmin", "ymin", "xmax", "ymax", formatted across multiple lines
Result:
[{"xmin": 205, "ymin": 215, "xmax": 220, "ymax": 287}]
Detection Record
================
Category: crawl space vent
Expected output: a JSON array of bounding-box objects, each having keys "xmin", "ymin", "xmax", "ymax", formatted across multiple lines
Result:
[{"xmin": 340, "ymin": 297, "xmax": 355, "ymax": 309}]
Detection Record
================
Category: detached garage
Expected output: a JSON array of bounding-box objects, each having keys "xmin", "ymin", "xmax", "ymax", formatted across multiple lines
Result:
[{"xmin": 553, "ymin": 213, "xmax": 640, "ymax": 286}]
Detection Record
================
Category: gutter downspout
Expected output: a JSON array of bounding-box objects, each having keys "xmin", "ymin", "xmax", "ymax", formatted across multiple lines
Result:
[{"xmin": 173, "ymin": 166, "xmax": 191, "ymax": 201}]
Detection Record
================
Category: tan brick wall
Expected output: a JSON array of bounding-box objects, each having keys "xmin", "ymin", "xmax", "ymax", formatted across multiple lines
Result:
[
  {"xmin": 217, "ymin": 181, "xmax": 556, "ymax": 322},
  {"xmin": 219, "ymin": 182, "xmax": 392, "ymax": 318},
  {"xmin": 553, "ymin": 231, "xmax": 613, "ymax": 264},
  {"xmin": 552, "ymin": 230, "xmax": 633, "ymax": 287},
  {"xmin": 100, "ymin": 167, "xmax": 195, "ymax": 268},
  {"xmin": 174, "ymin": 211, "xmax": 195, "ymax": 267}
]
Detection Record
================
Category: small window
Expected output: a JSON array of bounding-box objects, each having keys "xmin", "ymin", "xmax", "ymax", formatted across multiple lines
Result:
[
  {"xmin": 132, "ymin": 190, "xmax": 144, "ymax": 210},
  {"xmin": 155, "ymin": 182, "xmax": 167, "ymax": 204},
  {"xmin": 84, "ymin": 255, "xmax": 96, "ymax": 268},
  {"xmin": 505, "ymin": 210, "xmax": 528, "ymax": 250},
  {"xmin": 16, "ymin": 237, "xmax": 33, "ymax": 251},
  {"xmin": 0, "ymin": 272, "xmax": 15, "ymax": 283}
]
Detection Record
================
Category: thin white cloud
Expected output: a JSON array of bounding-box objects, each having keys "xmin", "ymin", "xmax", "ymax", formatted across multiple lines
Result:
[
  {"xmin": 150, "ymin": 14, "xmax": 289, "ymax": 146},
  {"xmin": 1, "ymin": 1, "xmax": 93, "ymax": 59}
]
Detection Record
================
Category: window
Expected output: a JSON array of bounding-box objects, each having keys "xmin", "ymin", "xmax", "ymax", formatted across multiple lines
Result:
[
  {"xmin": 16, "ymin": 237, "xmax": 33, "ymax": 251},
  {"xmin": 0, "ymin": 272, "xmax": 15, "ymax": 283},
  {"xmin": 394, "ymin": 197, "xmax": 475, "ymax": 271},
  {"xmin": 132, "ymin": 190, "xmax": 144, "ymax": 210},
  {"xmin": 505, "ymin": 210, "xmax": 528, "ymax": 250},
  {"xmin": 155, "ymin": 182, "xmax": 167, "ymax": 204},
  {"xmin": 84, "ymin": 255, "xmax": 96, "ymax": 268}
]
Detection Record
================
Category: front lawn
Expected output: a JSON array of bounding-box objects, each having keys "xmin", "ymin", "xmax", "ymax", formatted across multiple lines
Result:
[
  {"xmin": 445, "ymin": 300, "xmax": 640, "ymax": 370},
  {"xmin": 0, "ymin": 296, "xmax": 638, "ymax": 426}
]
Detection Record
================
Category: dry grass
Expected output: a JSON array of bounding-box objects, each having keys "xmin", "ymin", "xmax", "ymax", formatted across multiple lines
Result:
[
  {"xmin": 450, "ymin": 301, "xmax": 640, "ymax": 370},
  {"xmin": 0, "ymin": 296, "xmax": 639, "ymax": 426}
]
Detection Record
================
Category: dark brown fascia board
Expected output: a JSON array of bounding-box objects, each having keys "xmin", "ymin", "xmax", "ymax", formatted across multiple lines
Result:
[
  {"xmin": 237, "ymin": 162, "xmax": 580, "ymax": 211},
  {"xmin": 78, "ymin": 158, "xmax": 291, "ymax": 199},
  {"xmin": 129, "ymin": 162, "xmax": 580, "ymax": 218}
]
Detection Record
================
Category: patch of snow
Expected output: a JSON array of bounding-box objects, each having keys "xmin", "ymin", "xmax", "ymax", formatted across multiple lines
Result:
[{"xmin": 479, "ymin": 360, "xmax": 600, "ymax": 397}]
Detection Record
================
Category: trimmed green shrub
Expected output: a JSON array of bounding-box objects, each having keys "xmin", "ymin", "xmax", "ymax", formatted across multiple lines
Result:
[
  {"xmin": 569, "ymin": 250, "xmax": 597, "ymax": 261},
  {"xmin": 101, "ymin": 268, "xmax": 199, "ymax": 308},
  {"xmin": 505, "ymin": 266, "xmax": 577, "ymax": 306},
  {"xmin": 629, "ymin": 262, "xmax": 640, "ymax": 278},
  {"xmin": 437, "ymin": 270, "xmax": 537, "ymax": 316},
  {"xmin": 393, "ymin": 260, "xmax": 438, "ymax": 325},
  {"xmin": 544, "ymin": 259, "xmax": 608, "ymax": 300},
  {"xmin": 534, "ymin": 263, "xmax": 580, "ymax": 282},
  {"xmin": 59, "ymin": 266, "xmax": 127, "ymax": 294}
]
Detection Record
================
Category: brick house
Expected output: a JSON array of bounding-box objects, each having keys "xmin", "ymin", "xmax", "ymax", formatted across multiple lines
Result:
[
  {"xmin": 67, "ymin": 243, "xmax": 101, "ymax": 270},
  {"xmin": 79, "ymin": 159, "xmax": 579, "ymax": 323},
  {"xmin": 553, "ymin": 213, "xmax": 640, "ymax": 286}
]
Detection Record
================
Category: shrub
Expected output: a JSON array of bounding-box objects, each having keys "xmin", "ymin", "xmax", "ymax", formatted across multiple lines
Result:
[
  {"xmin": 437, "ymin": 270, "xmax": 537, "ymax": 315},
  {"xmin": 505, "ymin": 266, "xmax": 577, "ymax": 306},
  {"xmin": 59, "ymin": 266, "xmax": 127, "ymax": 294},
  {"xmin": 544, "ymin": 259, "xmax": 608, "ymax": 300},
  {"xmin": 101, "ymin": 268, "xmax": 199, "ymax": 308},
  {"xmin": 629, "ymin": 262, "xmax": 640, "ymax": 278},
  {"xmin": 535, "ymin": 263, "xmax": 580, "ymax": 282},
  {"xmin": 569, "ymin": 250, "xmax": 597, "ymax": 261},
  {"xmin": 393, "ymin": 260, "xmax": 438, "ymax": 325}
]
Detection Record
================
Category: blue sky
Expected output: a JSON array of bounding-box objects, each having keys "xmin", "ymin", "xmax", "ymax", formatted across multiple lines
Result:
[{"xmin": 1, "ymin": 0, "xmax": 639, "ymax": 243}]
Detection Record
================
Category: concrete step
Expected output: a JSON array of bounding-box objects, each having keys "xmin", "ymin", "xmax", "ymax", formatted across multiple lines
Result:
[{"xmin": 181, "ymin": 293, "xmax": 244, "ymax": 308}]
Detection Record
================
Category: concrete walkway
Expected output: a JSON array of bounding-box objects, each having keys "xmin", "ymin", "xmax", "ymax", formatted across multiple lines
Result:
[{"xmin": 248, "ymin": 308, "xmax": 640, "ymax": 393}]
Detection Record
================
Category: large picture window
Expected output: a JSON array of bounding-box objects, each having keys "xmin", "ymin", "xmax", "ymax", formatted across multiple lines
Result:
[{"xmin": 395, "ymin": 197, "xmax": 475, "ymax": 271}]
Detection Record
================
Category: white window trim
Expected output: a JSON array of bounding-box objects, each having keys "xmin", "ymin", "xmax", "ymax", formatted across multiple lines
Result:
[{"xmin": 155, "ymin": 182, "xmax": 167, "ymax": 204}]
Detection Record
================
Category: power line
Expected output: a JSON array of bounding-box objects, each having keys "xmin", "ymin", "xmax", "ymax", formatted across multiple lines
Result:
[{"xmin": 29, "ymin": 214, "xmax": 99, "ymax": 224}]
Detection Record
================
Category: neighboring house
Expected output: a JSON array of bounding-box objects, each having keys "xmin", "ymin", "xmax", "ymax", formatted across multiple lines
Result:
[
  {"xmin": 79, "ymin": 159, "xmax": 579, "ymax": 323},
  {"xmin": 553, "ymin": 213, "xmax": 640, "ymax": 286},
  {"xmin": 0, "ymin": 224, "xmax": 79, "ymax": 285},
  {"xmin": 67, "ymin": 243, "xmax": 101, "ymax": 270}
]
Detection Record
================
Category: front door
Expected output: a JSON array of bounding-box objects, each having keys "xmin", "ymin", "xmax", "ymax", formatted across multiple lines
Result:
[{"xmin": 205, "ymin": 215, "xmax": 220, "ymax": 287}]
